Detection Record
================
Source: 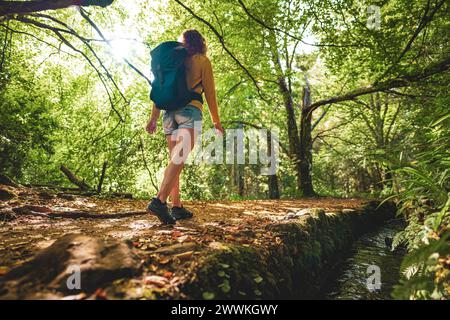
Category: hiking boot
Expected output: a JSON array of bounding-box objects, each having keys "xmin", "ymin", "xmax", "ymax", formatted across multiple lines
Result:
[
  {"xmin": 171, "ymin": 206, "xmax": 194, "ymax": 221},
  {"xmin": 147, "ymin": 198, "xmax": 176, "ymax": 225}
]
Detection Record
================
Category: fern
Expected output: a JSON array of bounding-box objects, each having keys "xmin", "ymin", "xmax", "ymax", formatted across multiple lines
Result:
[{"xmin": 388, "ymin": 113, "xmax": 450, "ymax": 300}]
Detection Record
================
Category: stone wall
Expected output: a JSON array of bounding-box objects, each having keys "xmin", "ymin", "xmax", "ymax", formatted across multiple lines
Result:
[{"xmin": 183, "ymin": 201, "xmax": 396, "ymax": 299}]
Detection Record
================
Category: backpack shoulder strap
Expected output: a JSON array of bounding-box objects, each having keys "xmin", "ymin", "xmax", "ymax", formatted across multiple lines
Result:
[{"xmin": 192, "ymin": 81, "xmax": 203, "ymax": 93}]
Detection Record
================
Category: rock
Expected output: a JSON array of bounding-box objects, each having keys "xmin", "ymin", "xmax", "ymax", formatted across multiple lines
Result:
[
  {"xmin": 209, "ymin": 242, "xmax": 229, "ymax": 250},
  {"xmin": 0, "ymin": 234, "xmax": 142, "ymax": 299},
  {"xmin": 309, "ymin": 208, "xmax": 326, "ymax": 220},
  {"xmin": 283, "ymin": 209, "xmax": 322, "ymax": 221},
  {"xmin": 295, "ymin": 209, "xmax": 310, "ymax": 217},
  {"xmin": 0, "ymin": 187, "xmax": 15, "ymax": 201},
  {"xmin": 283, "ymin": 213, "xmax": 298, "ymax": 220}
]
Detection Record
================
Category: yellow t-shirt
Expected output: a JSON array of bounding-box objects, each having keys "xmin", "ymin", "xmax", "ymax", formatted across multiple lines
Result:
[{"xmin": 185, "ymin": 54, "xmax": 220, "ymax": 124}]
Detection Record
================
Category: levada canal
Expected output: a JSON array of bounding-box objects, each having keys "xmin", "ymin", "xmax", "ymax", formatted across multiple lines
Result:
[{"xmin": 320, "ymin": 219, "xmax": 406, "ymax": 300}]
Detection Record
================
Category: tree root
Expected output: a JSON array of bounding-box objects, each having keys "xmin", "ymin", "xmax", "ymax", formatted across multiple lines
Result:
[{"xmin": 10, "ymin": 206, "xmax": 148, "ymax": 220}]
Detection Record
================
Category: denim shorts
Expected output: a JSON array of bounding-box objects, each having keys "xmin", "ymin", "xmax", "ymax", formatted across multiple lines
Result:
[{"xmin": 162, "ymin": 105, "xmax": 203, "ymax": 136}]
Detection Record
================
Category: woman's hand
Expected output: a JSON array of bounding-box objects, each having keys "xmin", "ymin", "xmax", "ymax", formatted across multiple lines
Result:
[
  {"xmin": 214, "ymin": 122, "xmax": 224, "ymax": 136},
  {"xmin": 147, "ymin": 105, "xmax": 161, "ymax": 135},
  {"xmin": 146, "ymin": 119, "xmax": 158, "ymax": 135}
]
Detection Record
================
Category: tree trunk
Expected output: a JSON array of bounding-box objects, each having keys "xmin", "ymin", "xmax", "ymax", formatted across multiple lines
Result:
[
  {"xmin": 299, "ymin": 74, "xmax": 316, "ymax": 197},
  {"xmin": 277, "ymin": 76, "xmax": 303, "ymax": 192},
  {"xmin": 237, "ymin": 166, "xmax": 244, "ymax": 198},
  {"xmin": 60, "ymin": 165, "xmax": 91, "ymax": 190},
  {"xmin": 268, "ymin": 31, "xmax": 303, "ymax": 194},
  {"xmin": 97, "ymin": 161, "xmax": 108, "ymax": 194},
  {"xmin": 299, "ymin": 108, "xmax": 316, "ymax": 197},
  {"xmin": 267, "ymin": 130, "xmax": 280, "ymax": 199}
]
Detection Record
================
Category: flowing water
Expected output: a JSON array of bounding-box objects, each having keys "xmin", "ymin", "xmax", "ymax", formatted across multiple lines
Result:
[{"xmin": 321, "ymin": 219, "xmax": 406, "ymax": 300}]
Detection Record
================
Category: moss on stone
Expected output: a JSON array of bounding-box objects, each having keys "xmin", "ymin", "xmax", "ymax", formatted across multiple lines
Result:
[{"xmin": 184, "ymin": 201, "xmax": 396, "ymax": 299}]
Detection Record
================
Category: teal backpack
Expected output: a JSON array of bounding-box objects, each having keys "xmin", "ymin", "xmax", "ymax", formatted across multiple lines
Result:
[{"xmin": 150, "ymin": 41, "xmax": 203, "ymax": 111}]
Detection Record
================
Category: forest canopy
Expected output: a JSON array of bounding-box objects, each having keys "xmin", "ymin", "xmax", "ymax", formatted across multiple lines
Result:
[
  {"xmin": 0, "ymin": 0, "xmax": 449, "ymax": 301},
  {"xmin": 1, "ymin": 0, "xmax": 448, "ymax": 200}
]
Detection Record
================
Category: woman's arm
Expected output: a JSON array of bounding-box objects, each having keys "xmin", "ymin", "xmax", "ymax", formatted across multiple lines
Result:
[
  {"xmin": 202, "ymin": 58, "xmax": 223, "ymax": 135},
  {"xmin": 147, "ymin": 104, "xmax": 161, "ymax": 134}
]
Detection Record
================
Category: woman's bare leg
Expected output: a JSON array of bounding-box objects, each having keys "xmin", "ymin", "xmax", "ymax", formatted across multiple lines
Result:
[
  {"xmin": 166, "ymin": 135, "xmax": 182, "ymax": 208},
  {"xmin": 158, "ymin": 128, "xmax": 195, "ymax": 204}
]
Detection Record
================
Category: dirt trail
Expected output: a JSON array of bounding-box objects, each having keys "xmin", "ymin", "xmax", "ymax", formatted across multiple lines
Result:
[{"xmin": 0, "ymin": 184, "xmax": 367, "ymax": 299}]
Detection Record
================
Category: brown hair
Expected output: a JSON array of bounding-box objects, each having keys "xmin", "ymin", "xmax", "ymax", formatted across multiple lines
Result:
[{"xmin": 181, "ymin": 30, "xmax": 207, "ymax": 56}]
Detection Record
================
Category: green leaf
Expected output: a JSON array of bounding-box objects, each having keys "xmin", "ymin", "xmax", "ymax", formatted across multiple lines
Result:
[
  {"xmin": 431, "ymin": 113, "xmax": 450, "ymax": 127},
  {"xmin": 221, "ymin": 284, "xmax": 231, "ymax": 293},
  {"xmin": 254, "ymin": 275, "xmax": 264, "ymax": 284},
  {"xmin": 219, "ymin": 280, "xmax": 231, "ymax": 293},
  {"xmin": 202, "ymin": 292, "xmax": 215, "ymax": 300}
]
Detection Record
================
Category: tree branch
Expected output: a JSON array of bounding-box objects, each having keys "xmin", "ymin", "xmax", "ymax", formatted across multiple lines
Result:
[
  {"xmin": 31, "ymin": 13, "xmax": 128, "ymax": 104},
  {"xmin": 0, "ymin": 23, "xmax": 75, "ymax": 56},
  {"xmin": 375, "ymin": 0, "xmax": 446, "ymax": 83},
  {"xmin": 139, "ymin": 136, "xmax": 159, "ymax": 191},
  {"xmin": 79, "ymin": 8, "xmax": 152, "ymax": 85},
  {"xmin": 311, "ymin": 104, "xmax": 331, "ymax": 132},
  {"xmin": 308, "ymin": 56, "xmax": 450, "ymax": 112},
  {"xmin": 13, "ymin": 15, "xmax": 125, "ymax": 121},
  {"xmin": 223, "ymin": 120, "xmax": 290, "ymax": 156},
  {"xmin": 60, "ymin": 165, "xmax": 91, "ymax": 190},
  {"xmin": 174, "ymin": 0, "xmax": 267, "ymax": 101},
  {"xmin": 0, "ymin": 0, "xmax": 114, "ymax": 16},
  {"xmin": 237, "ymin": 0, "xmax": 363, "ymax": 49}
]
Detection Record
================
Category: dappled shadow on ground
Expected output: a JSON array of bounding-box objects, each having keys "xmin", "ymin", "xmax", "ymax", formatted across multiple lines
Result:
[{"xmin": 0, "ymin": 184, "xmax": 366, "ymax": 299}]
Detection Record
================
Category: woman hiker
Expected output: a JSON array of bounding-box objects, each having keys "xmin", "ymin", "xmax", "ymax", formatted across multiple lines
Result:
[{"xmin": 146, "ymin": 30, "xmax": 224, "ymax": 225}]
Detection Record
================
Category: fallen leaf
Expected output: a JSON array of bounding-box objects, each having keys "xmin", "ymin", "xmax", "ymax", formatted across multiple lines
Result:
[
  {"xmin": 94, "ymin": 288, "xmax": 107, "ymax": 300},
  {"xmin": 237, "ymin": 237, "xmax": 252, "ymax": 244},
  {"xmin": 144, "ymin": 275, "xmax": 169, "ymax": 287},
  {"xmin": 174, "ymin": 251, "xmax": 194, "ymax": 261},
  {"xmin": 0, "ymin": 266, "xmax": 9, "ymax": 276},
  {"xmin": 158, "ymin": 256, "xmax": 171, "ymax": 265},
  {"xmin": 172, "ymin": 231, "xmax": 183, "ymax": 238},
  {"xmin": 148, "ymin": 264, "xmax": 159, "ymax": 272},
  {"xmin": 177, "ymin": 235, "xmax": 190, "ymax": 243},
  {"xmin": 61, "ymin": 293, "xmax": 87, "ymax": 300}
]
